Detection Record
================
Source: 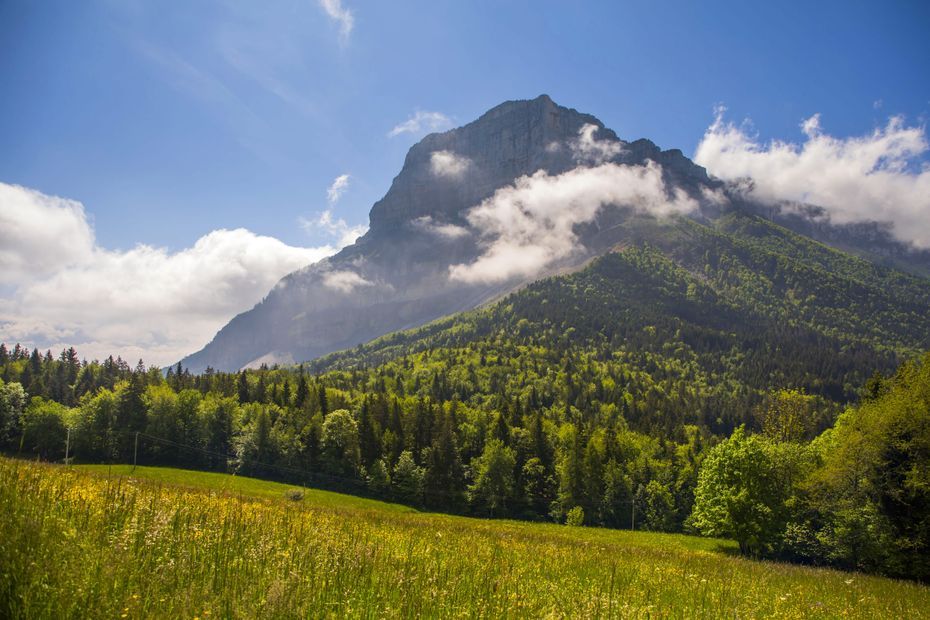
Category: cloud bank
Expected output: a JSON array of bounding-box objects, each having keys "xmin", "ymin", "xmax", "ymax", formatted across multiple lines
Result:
[
  {"xmin": 694, "ymin": 109, "xmax": 930, "ymax": 248},
  {"xmin": 0, "ymin": 183, "xmax": 347, "ymax": 366},
  {"xmin": 388, "ymin": 111, "xmax": 452, "ymax": 137},
  {"xmin": 430, "ymin": 150, "xmax": 471, "ymax": 178},
  {"xmin": 449, "ymin": 162, "xmax": 697, "ymax": 284}
]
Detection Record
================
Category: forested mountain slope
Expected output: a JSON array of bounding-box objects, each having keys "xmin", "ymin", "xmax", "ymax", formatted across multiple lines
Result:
[{"xmin": 310, "ymin": 210, "xmax": 930, "ymax": 433}]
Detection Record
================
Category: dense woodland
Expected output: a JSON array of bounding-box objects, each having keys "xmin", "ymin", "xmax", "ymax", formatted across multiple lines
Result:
[{"xmin": 1, "ymin": 214, "xmax": 929, "ymax": 580}]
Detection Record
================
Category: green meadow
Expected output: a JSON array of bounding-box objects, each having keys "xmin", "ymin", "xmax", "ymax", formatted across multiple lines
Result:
[{"xmin": 2, "ymin": 457, "xmax": 927, "ymax": 619}]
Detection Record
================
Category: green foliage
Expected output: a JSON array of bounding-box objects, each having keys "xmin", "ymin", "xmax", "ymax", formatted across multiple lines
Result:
[
  {"xmin": 367, "ymin": 458, "xmax": 391, "ymax": 494},
  {"xmin": 0, "ymin": 381, "xmax": 26, "ymax": 444},
  {"xmin": 19, "ymin": 397, "xmax": 68, "ymax": 459},
  {"xmin": 638, "ymin": 480, "xmax": 677, "ymax": 532},
  {"xmin": 391, "ymin": 450, "xmax": 424, "ymax": 505},
  {"xmin": 803, "ymin": 352, "xmax": 930, "ymax": 579},
  {"xmin": 757, "ymin": 388, "xmax": 818, "ymax": 443},
  {"xmin": 321, "ymin": 409, "xmax": 361, "ymax": 477},
  {"xmin": 565, "ymin": 505, "xmax": 585, "ymax": 526},
  {"xmin": 468, "ymin": 438, "xmax": 516, "ymax": 517},
  {"xmin": 690, "ymin": 427, "xmax": 807, "ymax": 555}
]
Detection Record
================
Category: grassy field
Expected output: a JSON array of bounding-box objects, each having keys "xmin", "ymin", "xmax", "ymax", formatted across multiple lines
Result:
[
  {"xmin": 2, "ymin": 458, "xmax": 928, "ymax": 618},
  {"xmin": 73, "ymin": 464, "xmax": 415, "ymax": 513}
]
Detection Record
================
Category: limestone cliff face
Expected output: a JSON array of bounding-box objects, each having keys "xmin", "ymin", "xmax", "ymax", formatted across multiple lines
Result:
[
  {"xmin": 368, "ymin": 95, "xmax": 605, "ymax": 229},
  {"xmin": 179, "ymin": 95, "xmax": 928, "ymax": 372}
]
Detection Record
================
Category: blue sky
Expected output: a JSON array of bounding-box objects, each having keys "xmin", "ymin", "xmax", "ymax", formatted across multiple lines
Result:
[
  {"xmin": 1, "ymin": 0, "xmax": 929, "ymax": 364},
  {"xmin": 3, "ymin": 0, "xmax": 928, "ymax": 251}
]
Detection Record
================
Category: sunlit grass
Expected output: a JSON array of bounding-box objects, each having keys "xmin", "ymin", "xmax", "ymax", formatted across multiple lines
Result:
[
  {"xmin": 73, "ymin": 463, "xmax": 413, "ymax": 513},
  {"xmin": 2, "ymin": 458, "xmax": 927, "ymax": 618}
]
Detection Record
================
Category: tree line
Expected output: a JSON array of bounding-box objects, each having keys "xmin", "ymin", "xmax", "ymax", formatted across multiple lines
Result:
[{"xmin": 0, "ymin": 341, "xmax": 927, "ymax": 580}]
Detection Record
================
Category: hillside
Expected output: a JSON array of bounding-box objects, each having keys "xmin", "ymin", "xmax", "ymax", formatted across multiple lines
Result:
[
  {"xmin": 3, "ymin": 458, "xmax": 929, "ymax": 619},
  {"xmin": 309, "ymin": 210, "xmax": 930, "ymax": 432}
]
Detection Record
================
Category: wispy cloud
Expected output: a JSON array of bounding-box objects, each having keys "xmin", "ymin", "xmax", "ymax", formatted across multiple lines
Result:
[
  {"xmin": 388, "ymin": 110, "xmax": 453, "ymax": 137},
  {"xmin": 132, "ymin": 39, "xmax": 280, "ymax": 162},
  {"xmin": 570, "ymin": 123, "xmax": 624, "ymax": 164},
  {"xmin": 321, "ymin": 269, "xmax": 373, "ymax": 293},
  {"xmin": 694, "ymin": 108, "xmax": 930, "ymax": 248},
  {"xmin": 318, "ymin": 0, "xmax": 354, "ymax": 42},
  {"xmin": 299, "ymin": 209, "xmax": 368, "ymax": 247},
  {"xmin": 327, "ymin": 173, "xmax": 351, "ymax": 204},
  {"xmin": 449, "ymin": 162, "xmax": 697, "ymax": 284},
  {"xmin": 412, "ymin": 215, "xmax": 470, "ymax": 239},
  {"xmin": 213, "ymin": 25, "xmax": 319, "ymax": 119},
  {"xmin": 0, "ymin": 183, "xmax": 342, "ymax": 365}
]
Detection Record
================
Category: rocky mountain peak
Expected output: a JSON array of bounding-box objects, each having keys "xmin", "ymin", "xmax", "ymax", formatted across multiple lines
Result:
[{"xmin": 367, "ymin": 95, "xmax": 618, "ymax": 230}]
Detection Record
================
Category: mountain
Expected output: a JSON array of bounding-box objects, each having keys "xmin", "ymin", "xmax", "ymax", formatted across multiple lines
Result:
[{"xmin": 181, "ymin": 95, "xmax": 930, "ymax": 372}]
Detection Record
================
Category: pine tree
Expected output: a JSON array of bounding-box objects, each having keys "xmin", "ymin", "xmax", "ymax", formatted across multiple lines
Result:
[
  {"xmin": 357, "ymin": 398, "xmax": 381, "ymax": 469},
  {"xmin": 237, "ymin": 371, "xmax": 250, "ymax": 404},
  {"xmin": 424, "ymin": 410, "xmax": 465, "ymax": 509},
  {"xmin": 295, "ymin": 371, "xmax": 309, "ymax": 408},
  {"xmin": 492, "ymin": 411, "xmax": 510, "ymax": 444},
  {"xmin": 318, "ymin": 383, "xmax": 328, "ymax": 417}
]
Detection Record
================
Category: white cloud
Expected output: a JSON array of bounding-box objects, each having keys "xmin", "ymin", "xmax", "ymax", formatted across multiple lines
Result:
[
  {"xmin": 299, "ymin": 209, "xmax": 367, "ymax": 247},
  {"xmin": 0, "ymin": 183, "xmax": 343, "ymax": 366},
  {"xmin": 449, "ymin": 162, "xmax": 697, "ymax": 284},
  {"xmin": 430, "ymin": 150, "xmax": 471, "ymax": 178},
  {"xmin": 412, "ymin": 215, "xmax": 470, "ymax": 239},
  {"xmin": 388, "ymin": 110, "xmax": 453, "ymax": 137},
  {"xmin": 0, "ymin": 184, "xmax": 95, "ymax": 284},
  {"xmin": 318, "ymin": 0, "xmax": 354, "ymax": 41},
  {"xmin": 321, "ymin": 269, "xmax": 373, "ymax": 293},
  {"xmin": 327, "ymin": 173, "xmax": 351, "ymax": 204},
  {"xmin": 694, "ymin": 109, "xmax": 930, "ymax": 248},
  {"xmin": 570, "ymin": 123, "xmax": 624, "ymax": 164}
]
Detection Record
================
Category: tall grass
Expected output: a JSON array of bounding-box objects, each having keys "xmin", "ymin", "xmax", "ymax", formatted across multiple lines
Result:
[{"xmin": 1, "ymin": 457, "xmax": 927, "ymax": 618}]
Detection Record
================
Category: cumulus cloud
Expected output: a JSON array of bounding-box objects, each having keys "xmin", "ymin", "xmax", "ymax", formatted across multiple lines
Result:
[
  {"xmin": 0, "ymin": 184, "xmax": 95, "ymax": 283},
  {"xmin": 321, "ymin": 269, "xmax": 373, "ymax": 293},
  {"xmin": 318, "ymin": 0, "xmax": 354, "ymax": 41},
  {"xmin": 694, "ymin": 108, "xmax": 930, "ymax": 248},
  {"xmin": 388, "ymin": 110, "xmax": 452, "ymax": 137},
  {"xmin": 298, "ymin": 209, "xmax": 367, "ymax": 247},
  {"xmin": 412, "ymin": 215, "xmax": 470, "ymax": 239},
  {"xmin": 449, "ymin": 162, "xmax": 697, "ymax": 284},
  {"xmin": 570, "ymin": 123, "xmax": 624, "ymax": 164},
  {"xmin": 430, "ymin": 150, "xmax": 471, "ymax": 178},
  {"xmin": 0, "ymin": 183, "xmax": 343, "ymax": 365},
  {"xmin": 327, "ymin": 173, "xmax": 350, "ymax": 204}
]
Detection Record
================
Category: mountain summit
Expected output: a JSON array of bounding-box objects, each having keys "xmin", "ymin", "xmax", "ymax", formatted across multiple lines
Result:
[{"xmin": 180, "ymin": 95, "xmax": 927, "ymax": 372}]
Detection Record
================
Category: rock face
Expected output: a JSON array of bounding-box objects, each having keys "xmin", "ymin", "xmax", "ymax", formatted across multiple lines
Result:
[{"xmin": 180, "ymin": 95, "xmax": 930, "ymax": 372}]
